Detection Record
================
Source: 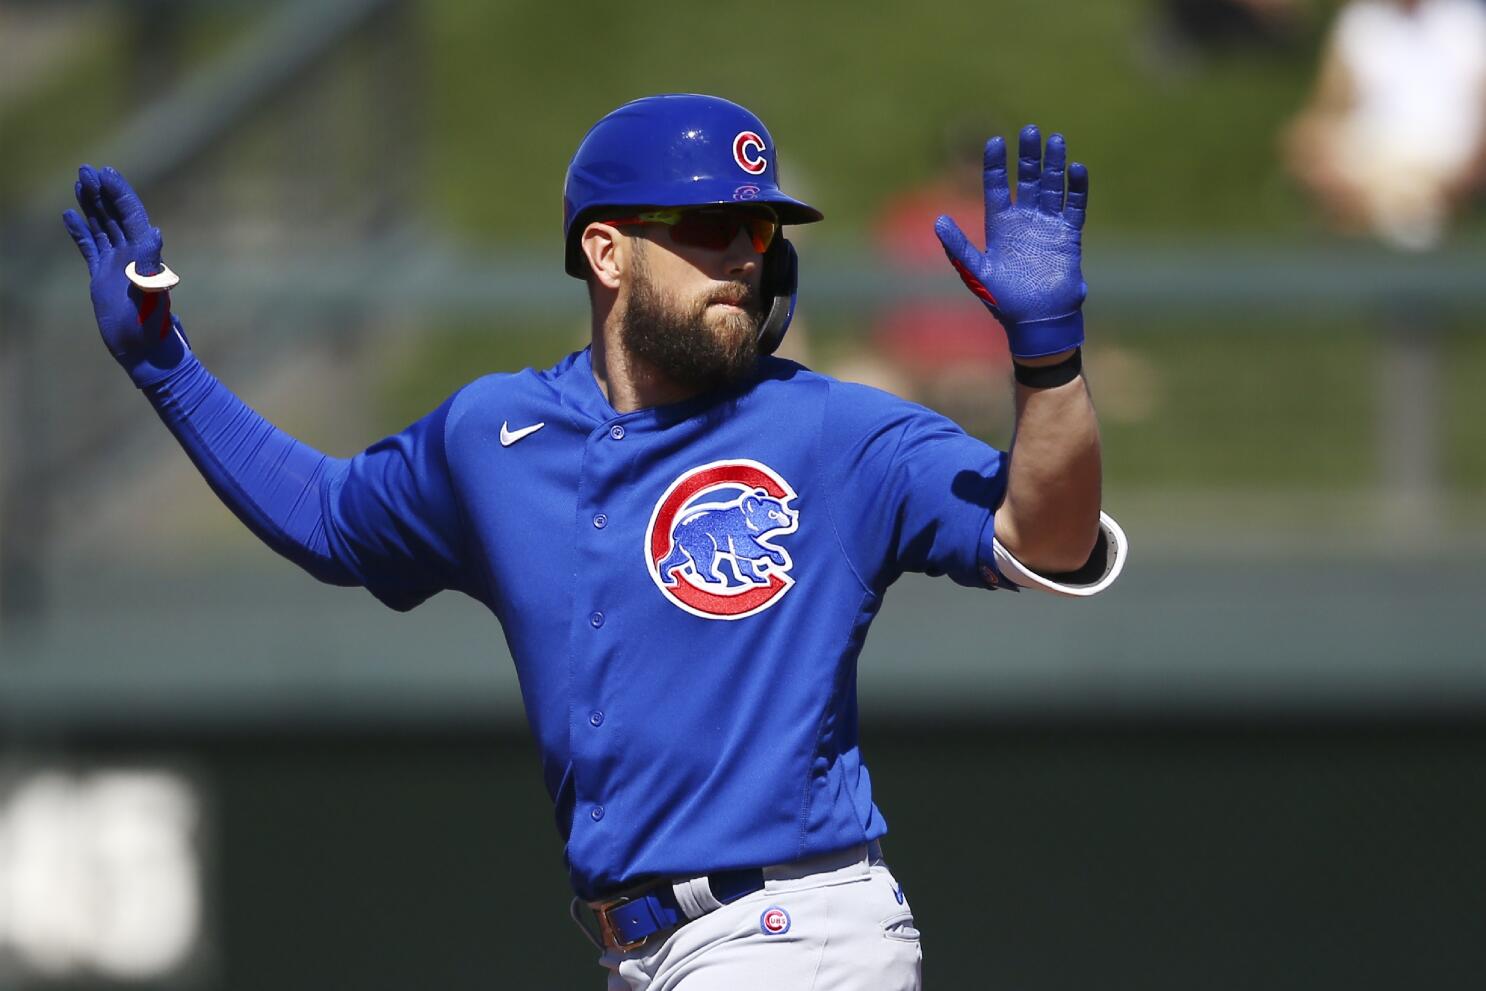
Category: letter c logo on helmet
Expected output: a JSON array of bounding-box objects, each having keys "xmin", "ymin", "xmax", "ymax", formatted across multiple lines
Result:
[{"xmin": 732, "ymin": 131, "xmax": 768, "ymax": 175}]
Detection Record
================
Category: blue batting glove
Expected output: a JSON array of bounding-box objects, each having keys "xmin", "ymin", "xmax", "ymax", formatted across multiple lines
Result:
[
  {"xmin": 62, "ymin": 164, "xmax": 189, "ymax": 387},
  {"xmin": 935, "ymin": 125, "xmax": 1088, "ymax": 359}
]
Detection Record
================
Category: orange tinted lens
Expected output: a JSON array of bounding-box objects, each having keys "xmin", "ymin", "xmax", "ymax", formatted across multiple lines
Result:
[
  {"xmin": 668, "ymin": 211, "xmax": 778, "ymax": 252},
  {"xmin": 744, "ymin": 216, "xmax": 779, "ymax": 253}
]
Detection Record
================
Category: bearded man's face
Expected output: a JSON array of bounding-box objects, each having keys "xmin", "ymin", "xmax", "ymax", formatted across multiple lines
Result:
[{"xmin": 618, "ymin": 238, "xmax": 762, "ymax": 391}]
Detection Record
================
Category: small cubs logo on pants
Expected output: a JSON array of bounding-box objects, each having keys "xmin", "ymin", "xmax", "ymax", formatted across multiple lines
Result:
[
  {"xmin": 759, "ymin": 906, "xmax": 791, "ymax": 935},
  {"xmin": 645, "ymin": 460, "xmax": 798, "ymax": 620}
]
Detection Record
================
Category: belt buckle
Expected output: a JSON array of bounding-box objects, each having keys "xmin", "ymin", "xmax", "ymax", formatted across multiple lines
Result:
[{"xmin": 593, "ymin": 895, "xmax": 650, "ymax": 953}]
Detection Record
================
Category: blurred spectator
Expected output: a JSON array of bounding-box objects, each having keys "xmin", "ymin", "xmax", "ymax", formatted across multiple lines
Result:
[
  {"xmin": 1284, "ymin": 0, "xmax": 1486, "ymax": 250},
  {"xmin": 848, "ymin": 120, "xmax": 1012, "ymax": 433},
  {"xmin": 1158, "ymin": 0, "xmax": 1306, "ymax": 55},
  {"xmin": 1139, "ymin": 0, "xmax": 1306, "ymax": 78}
]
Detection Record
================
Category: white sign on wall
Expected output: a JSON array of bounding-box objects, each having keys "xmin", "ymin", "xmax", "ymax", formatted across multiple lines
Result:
[{"xmin": 0, "ymin": 769, "xmax": 204, "ymax": 983}]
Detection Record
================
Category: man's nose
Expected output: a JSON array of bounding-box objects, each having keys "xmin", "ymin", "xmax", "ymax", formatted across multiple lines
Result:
[{"xmin": 724, "ymin": 227, "xmax": 761, "ymax": 277}]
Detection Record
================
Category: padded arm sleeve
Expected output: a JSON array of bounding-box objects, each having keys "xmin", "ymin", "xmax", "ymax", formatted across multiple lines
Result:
[{"xmin": 991, "ymin": 511, "xmax": 1128, "ymax": 597}]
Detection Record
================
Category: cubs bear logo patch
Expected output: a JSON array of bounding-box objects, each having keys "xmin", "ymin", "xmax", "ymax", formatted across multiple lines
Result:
[{"xmin": 645, "ymin": 460, "xmax": 798, "ymax": 620}]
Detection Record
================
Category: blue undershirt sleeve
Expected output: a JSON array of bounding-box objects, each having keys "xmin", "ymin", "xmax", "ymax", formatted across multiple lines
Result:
[{"xmin": 142, "ymin": 352, "xmax": 470, "ymax": 611}]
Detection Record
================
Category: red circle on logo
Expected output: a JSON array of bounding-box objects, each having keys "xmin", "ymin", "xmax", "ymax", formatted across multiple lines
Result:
[
  {"xmin": 646, "ymin": 460, "xmax": 797, "ymax": 620},
  {"xmin": 733, "ymin": 131, "xmax": 768, "ymax": 175}
]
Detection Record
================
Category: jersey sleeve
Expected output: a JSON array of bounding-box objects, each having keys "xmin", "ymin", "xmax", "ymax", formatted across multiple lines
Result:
[
  {"xmin": 320, "ymin": 393, "xmax": 473, "ymax": 612},
  {"xmin": 822, "ymin": 379, "xmax": 1127, "ymax": 597},
  {"xmin": 821, "ymin": 381, "xmax": 1009, "ymax": 591},
  {"xmin": 144, "ymin": 352, "xmax": 472, "ymax": 612}
]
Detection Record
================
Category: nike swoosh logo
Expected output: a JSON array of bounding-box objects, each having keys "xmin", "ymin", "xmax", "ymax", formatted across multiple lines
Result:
[{"xmin": 499, "ymin": 420, "xmax": 545, "ymax": 446}]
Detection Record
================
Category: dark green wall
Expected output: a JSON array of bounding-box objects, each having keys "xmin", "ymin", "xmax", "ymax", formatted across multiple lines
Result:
[{"xmin": 30, "ymin": 722, "xmax": 1486, "ymax": 991}]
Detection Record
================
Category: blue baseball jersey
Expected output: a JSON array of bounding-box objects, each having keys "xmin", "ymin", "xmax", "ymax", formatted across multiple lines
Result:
[{"xmin": 323, "ymin": 346, "xmax": 1010, "ymax": 898}]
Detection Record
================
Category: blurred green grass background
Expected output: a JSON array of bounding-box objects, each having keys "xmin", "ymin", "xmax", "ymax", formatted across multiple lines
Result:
[
  {"xmin": 0, "ymin": 0, "xmax": 1343, "ymax": 237},
  {"xmin": 6, "ymin": 0, "xmax": 1483, "ymax": 501},
  {"xmin": 420, "ymin": 0, "xmax": 1323, "ymax": 241}
]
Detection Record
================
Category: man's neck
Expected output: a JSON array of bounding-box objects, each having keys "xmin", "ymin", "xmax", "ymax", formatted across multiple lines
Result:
[{"xmin": 590, "ymin": 328, "xmax": 704, "ymax": 414}]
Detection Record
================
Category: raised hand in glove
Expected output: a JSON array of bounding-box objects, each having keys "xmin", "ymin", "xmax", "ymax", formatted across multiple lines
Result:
[
  {"xmin": 62, "ymin": 165, "xmax": 189, "ymax": 387},
  {"xmin": 935, "ymin": 125, "xmax": 1087, "ymax": 360}
]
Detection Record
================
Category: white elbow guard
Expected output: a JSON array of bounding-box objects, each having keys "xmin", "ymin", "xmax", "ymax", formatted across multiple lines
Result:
[{"xmin": 991, "ymin": 511, "xmax": 1128, "ymax": 598}]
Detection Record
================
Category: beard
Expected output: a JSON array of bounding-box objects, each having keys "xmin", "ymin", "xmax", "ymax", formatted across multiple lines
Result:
[{"xmin": 618, "ymin": 245, "xmax": 762, "ymax": 391}]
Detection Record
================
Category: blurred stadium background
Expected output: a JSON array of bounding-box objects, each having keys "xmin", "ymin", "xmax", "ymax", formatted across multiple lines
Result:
[{"xmin": 2, "ymin": 0, "xmax": 1485, "ymax": 987}]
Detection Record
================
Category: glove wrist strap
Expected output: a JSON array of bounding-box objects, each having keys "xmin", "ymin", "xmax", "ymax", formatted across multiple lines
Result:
[{"xmin": 1005, "ymin": 310, "xmax": 1084, "ymax": 360}]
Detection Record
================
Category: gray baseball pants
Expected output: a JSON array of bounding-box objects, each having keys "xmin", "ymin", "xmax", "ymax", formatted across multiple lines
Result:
[{"xmin": 595, "ymin": 843, "xmax": 922, "ymax": 990}]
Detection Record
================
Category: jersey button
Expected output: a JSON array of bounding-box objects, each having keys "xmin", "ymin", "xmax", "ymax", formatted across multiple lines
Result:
[
  {"xmin": 590, "ymin": 805, "xmax": 605, "ymax": 822},
  {"xmin": 590, "ymin": 611, "xmax": 605, "ymax": 629},
  {"xmin": 609, "ymin": 424, "xmax": 625, "ymax": 441},
  {"xmin": 589, "ymin": 710, "xmax": 604, "ymax": 727},
  {"xmin": 593, "ymin": 514, "xmax": 607, "ymax": 529}
]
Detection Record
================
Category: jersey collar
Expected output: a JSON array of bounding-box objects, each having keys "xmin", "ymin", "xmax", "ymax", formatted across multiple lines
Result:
[{"xmin": 564, "ymin": 345, "xmax": 763, "ymax": 429}]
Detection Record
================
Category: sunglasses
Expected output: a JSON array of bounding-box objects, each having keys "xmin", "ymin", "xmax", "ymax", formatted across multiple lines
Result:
[{"xmin": 605, "ymin": 207, "xmax": 780, "ymax": 253}]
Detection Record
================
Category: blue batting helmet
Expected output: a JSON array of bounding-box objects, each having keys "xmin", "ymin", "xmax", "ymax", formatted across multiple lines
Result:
[{"xmin": 562, "ymin": 94, "xmax": 823, "ymax": 354}]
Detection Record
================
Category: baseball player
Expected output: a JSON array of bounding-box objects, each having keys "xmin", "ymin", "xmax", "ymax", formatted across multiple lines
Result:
[{"xmin": 63, "ymin": 94, "xmax": 1126, "ymax": 990}]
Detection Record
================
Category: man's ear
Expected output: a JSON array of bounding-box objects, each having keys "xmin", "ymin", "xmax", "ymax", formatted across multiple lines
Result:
[{"xmin": 580, "ymin": 222, "xmax": 624, "ymax": 290}]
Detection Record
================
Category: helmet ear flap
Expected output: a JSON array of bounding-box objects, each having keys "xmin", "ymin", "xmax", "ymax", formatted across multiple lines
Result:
[{"xmin": 756, "ymin": 237, "xmax": 798, "ymax": 356}]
